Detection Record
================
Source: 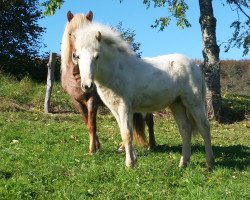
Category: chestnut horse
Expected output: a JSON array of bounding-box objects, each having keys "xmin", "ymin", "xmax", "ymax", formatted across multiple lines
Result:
[{"xmin": 61, "ymin": 11, "xmax": 156, "ymax": 154}]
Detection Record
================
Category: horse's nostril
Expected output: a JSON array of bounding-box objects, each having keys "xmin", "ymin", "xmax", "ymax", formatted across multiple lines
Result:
[
  {"xmin": 81, "ymin": 83, "xmax": 87, "ymax": 90},
  {"xmin": 82, "ymin": 83, "xmax": 93, "ymax": 91},
  {"xmin": 84, "ymin": 85, "xmax": 89, "ymax": 90}
]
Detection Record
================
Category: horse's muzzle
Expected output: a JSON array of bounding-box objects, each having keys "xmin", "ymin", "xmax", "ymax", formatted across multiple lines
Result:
[{"xmin": 81, "ymin": 82, "xmax": 94, "ymax": 93}]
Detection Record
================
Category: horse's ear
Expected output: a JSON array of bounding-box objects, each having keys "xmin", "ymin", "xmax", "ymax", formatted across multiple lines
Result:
[
  {"xmin": 67, "ymin": 11, "xmax": 74, "ymax": 22},
  {"xmin": 96, "ymin": 31, "xmax": 101, "ymax": 42},
  {"xmin": 86, "ymin": 10, "xmax": 93, "ymax": 21}
]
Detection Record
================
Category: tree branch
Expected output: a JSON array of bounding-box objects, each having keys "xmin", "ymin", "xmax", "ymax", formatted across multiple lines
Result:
[{"xmin": 233, "ymin": 0, "xmax": 250, "ymax": 19}]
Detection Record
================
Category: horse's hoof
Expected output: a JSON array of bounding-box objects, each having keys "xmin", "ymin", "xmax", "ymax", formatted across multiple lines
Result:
[
  {"xmin": 88, "ymin": 148, "xmax": 99, "ymax": 155},
  {"xmin": 96, "ymin": 143, "xmax": 101, "ymax": 151},
  {"xmin": 117, "ymin": 144, "xmax": 125, "ymax": 153},
  {"xmin": 147, "ymin": 145, "xmax": 156, "ymax": 151},
  {"xmin": 87, "ymin": 151, "xmax": 94, "ymax": 155},
  {"xmin": 178, "ymin": 157, "xmax": 190, "ymax": 168},
  {"xmin": 125, "ymin": 161, "xmax": 135, "ymax": 168},
  {"xmin": 179, "ymin": 163, "xmax": 188, "ymax": 168},
  {"xmin": 207, "ymin": 157, "xmax": 215, "ymax": 170}
]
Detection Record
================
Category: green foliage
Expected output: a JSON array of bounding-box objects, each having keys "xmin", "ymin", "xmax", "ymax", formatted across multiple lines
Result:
[
  {"xmin": 227, "ymin": 64, "xmax": 243, "ymax": 83},
  {"xmin": 0, "ymin": 53, "xmax": 61, "ymax": 82},
  {"xmin": 221, "ymin": 93, "xmax": 250, "ymax": 123},
  {"xmin": 43, "ymin": 0, "xmax": 192, "ymax": 30},
  {"xmin": 144, "ymin": 0, "xmax": 192, "ymax": 30},
  {"xmin": 41, "ymin": 0, "xmax": 64, "ymax": 16},
  {"xmin": 0, "ymin": 0, "xmax": 45, "ymax": 58},
  {"xmin": 0, "ymin": 0, "xmax": 47, "ymax": 80},
  {"xmin": 224, "ymin": 0, "xmax": 250, "ymax": 56},
  {"xmin": 114, "ymin": 22, "xmax": 142, "ymax": 57},
  {"xmin": 122, "ymin": 0, "xmax": 191, "ymax": 30},
  {"xmin": 220, "ymin": 59, "xmax": 250, "ymax": 95}
]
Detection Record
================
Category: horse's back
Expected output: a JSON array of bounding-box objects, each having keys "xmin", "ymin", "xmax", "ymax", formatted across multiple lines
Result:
[
  {"xmin": 133, "ymin": 53, "xmax": 204, "ymax": 111},
  {"xmin": 143, "ymin": 54, "xmax": 192, "ymax": 70},
  {"xmin": 148, "ymin": 54, "xmax": 204, "ymax": 106},
  {"xmin": 143, "ymin": 53, "xmax": 189, "ymax": 62},
  {"xmin": 145, "ymin": 53, "xmax": 201, "ymax": 79}
]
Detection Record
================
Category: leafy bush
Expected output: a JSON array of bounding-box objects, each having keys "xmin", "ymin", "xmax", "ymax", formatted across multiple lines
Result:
[{"xmin": 221, "ymin": 93, "xmax": 250, "ymax": 123}]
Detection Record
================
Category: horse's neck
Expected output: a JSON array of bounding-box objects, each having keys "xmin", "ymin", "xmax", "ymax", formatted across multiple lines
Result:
[
  {"xmin": 62, "ymin": 60, "xmax": 79, "ymax": 76},
  {"xmin": 95, "ymin": 65, "xmax": 113, "ymax": 86},
  {"xmin": 95, "ymin": 51, "xmax": 141, "ymax": 98},
  {"xmin": 61, "ymin": 61, "xmax": 82, "ymax": 90}
]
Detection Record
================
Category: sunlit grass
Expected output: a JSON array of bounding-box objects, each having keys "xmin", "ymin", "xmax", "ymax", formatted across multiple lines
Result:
[
  {"xmin": 0, "ymin": 72, "xmax": 249, "ymax": 199},
  {"xmin": 0, "ymin": 111, "xmax": 249, "ymax": 199}
]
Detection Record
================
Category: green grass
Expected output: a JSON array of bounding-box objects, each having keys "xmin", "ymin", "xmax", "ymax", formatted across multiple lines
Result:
[
  {"xmin": 0, "ymin": 72, "xmax": 249, "ymax": 199},
  {"xmin": 0, "ymin": 112, "xmax": 249, "ymax": 199},
  {"xmin": 0, "ymin": 71, "xmax": 73, "ymax": 112}
]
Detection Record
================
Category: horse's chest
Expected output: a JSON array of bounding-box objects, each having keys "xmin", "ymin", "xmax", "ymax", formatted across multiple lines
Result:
[{"xmin": 96, "ymin": 84, "xmax": 122, "ymax": 109}]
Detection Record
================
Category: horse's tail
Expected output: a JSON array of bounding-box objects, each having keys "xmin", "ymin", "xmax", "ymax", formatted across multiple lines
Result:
[
  {"xmin": 133, "ymin": 113, "xmax": 148, "ymax": 147},
  {"xmin": 186, "ymin": 62, "xmax": 207, "ymax": 135},
  {"xmin": 200, "ymin": 62, "xmax": 208, "ymax": 118},
  {"xmin": 186, "ymin": 110, "xmax": 199, "ymax": 135}
]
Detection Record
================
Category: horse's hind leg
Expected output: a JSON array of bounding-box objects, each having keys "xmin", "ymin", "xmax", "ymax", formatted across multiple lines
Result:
[
  {"xmin": 185, "ymin": 103, "xmax": 215, "ymax": 168},
  {"xmin": 170, "ymin": 101, "xmax": 192, "ymax": 167},
  {"xmin": 145, "ymin": 113, "xmax": 156, "ymax": 150}
]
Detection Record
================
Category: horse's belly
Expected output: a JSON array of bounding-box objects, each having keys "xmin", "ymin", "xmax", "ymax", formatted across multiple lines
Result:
[{"xmin": 134, "ymin": 90, "xmax": 177, "ymax": 112}]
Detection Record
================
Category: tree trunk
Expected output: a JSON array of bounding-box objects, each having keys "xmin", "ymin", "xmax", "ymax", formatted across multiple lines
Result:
[{"xmin": 199, "ymin": 0, "xmax": 221, "ymax": 121}]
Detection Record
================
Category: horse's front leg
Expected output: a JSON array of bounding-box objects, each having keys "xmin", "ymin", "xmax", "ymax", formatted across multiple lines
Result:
[
  {"xmin": 86, "ymin": 95, "xmax": 100, "ymax": 154},
  {"xmin": 117, "ymin": 106, "xmax": 136, "ymax": 168},
  {"xmin": 71, "ymin": 98, "xmax": 98, "ymax": 154}
]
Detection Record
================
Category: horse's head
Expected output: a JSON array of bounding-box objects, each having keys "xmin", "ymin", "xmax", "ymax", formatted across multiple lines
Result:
[
  {"xmin": 61, "ymin": 10, "xmax": 94, "ymax": 72},
  {"xmin": 66, "ymin": 10, "xmax": 93, "ymax": 32},
  {"xmin": 72, "ymin": 22, "xmax": 134, "ymax": 93},
  {"xmin": 72, "ymin": 30, "xmax": 102, "ymax": 93},
  {"xmin": 67, "ymin": 10, "xmax": 93, "ymax": 52}
]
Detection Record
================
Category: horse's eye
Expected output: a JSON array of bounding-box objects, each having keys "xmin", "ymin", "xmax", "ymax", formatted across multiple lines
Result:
[
  {"xmin": 73, "ymin": 53, "xmax": 80, "ymax": 60},
  {"xmin": 94, "ymin": 53, "xmax": 99, "ymax": 60}
]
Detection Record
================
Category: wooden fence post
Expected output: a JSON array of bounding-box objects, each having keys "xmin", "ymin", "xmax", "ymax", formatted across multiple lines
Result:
[{"xmin": 44, "ymin": 52, "xmax": 57, "ymax": 113}]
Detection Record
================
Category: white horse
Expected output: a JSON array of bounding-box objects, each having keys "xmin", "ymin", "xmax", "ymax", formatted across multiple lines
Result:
[{"xmin": 72, "ymin": 22, "xmax": 215, "ymax": 168}]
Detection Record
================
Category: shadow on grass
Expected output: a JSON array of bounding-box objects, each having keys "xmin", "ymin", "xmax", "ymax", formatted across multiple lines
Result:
[
  {"xmin": 220, "ymin": 93, "xmax": 249, "ymax": 124},
  {"xmin": 220, "ymin": 106, "xmax": 246, "ymax": 124},
  {"xmin": 152, "ymin": 144, "xmax": 250, "ymax": 170},
  {"xmin": 0, "ymin": 170, "xmax": 13, "ymax": 180}
]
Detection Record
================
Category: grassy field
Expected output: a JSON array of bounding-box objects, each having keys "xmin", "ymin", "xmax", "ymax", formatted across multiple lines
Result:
[{"xmin": 0, "ymin": 72, "xmax": 249, "ymax": 199}]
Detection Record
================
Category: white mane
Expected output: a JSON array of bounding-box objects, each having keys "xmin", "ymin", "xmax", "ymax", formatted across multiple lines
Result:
[
  {"xmin": 61, "ymin": 23, "xmax": 71, "ymax": 71},
  {"xmin": 73, "ymin": 22, "xmax": 135, "ymax": 55}
]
